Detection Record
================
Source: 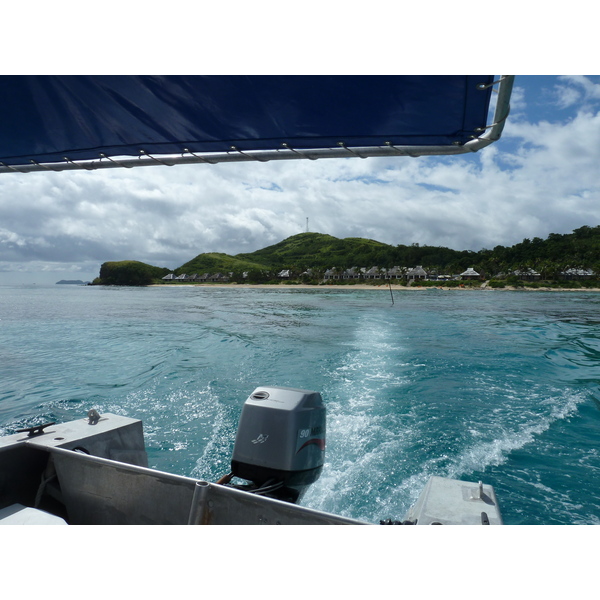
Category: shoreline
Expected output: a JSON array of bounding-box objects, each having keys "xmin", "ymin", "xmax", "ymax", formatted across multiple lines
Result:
[{"xmin": 149, "ymin": 283, "xmax": 600, "ymax": 292}]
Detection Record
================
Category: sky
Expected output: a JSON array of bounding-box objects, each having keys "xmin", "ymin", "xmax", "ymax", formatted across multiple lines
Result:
[{"xmin": 2, "ymin": 9, "xmax": 599, "ymax": 285}]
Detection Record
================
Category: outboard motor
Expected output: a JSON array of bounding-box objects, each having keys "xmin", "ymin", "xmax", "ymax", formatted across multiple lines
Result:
[{"xmin": 227, "ymin": 386, "xmax": 326, "ymax": 503}]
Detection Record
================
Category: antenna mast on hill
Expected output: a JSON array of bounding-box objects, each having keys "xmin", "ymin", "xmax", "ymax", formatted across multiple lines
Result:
[{"xmin": 306, "ymin": 217, "xmax": 309, "ymax": 233}]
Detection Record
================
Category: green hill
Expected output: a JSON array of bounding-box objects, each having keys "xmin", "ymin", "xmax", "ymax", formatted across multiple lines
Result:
[
  {"xmin": 231, "ymin": 232, "xmax": 487, "ymax": 273},
  {"xmin": 177, "ymin": 252, "xmax": 267, "ymax": 274},
  {"xmin": 177, "ymin": 233, "xmax": 399, "ymax": 274},
  {"xmin": 234, "ymin": 233, "xmax": 392, "ymax": 268}
]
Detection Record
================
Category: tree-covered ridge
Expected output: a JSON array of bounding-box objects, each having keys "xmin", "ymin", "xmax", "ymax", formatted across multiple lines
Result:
[
  {"xmin": 479, "ymin": 226, "xmax": 600, "ymax": 275},
  {"xmin": 242, "ymin": 226, "xmax": 600, "ymax": 276}
]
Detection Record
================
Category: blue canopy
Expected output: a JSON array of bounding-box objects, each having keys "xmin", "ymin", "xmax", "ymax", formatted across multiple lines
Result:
[{"xmin": 0, "ymin": 75, "xmax": 513, "ymax": 173}]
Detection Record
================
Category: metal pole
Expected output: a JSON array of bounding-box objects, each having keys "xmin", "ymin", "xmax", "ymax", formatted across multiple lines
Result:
[{"xmin": 188, "ymin": 481, "xmax": 211, "ymax": 525}]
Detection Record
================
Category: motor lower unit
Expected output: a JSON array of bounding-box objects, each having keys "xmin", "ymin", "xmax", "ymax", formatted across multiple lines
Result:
[{"xmin": 229, "ymin": 386, "xmax": 326, "ymax": 503}]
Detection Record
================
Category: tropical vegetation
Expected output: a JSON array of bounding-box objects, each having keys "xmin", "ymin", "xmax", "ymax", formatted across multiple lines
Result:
[{"xmin": 92, "ymin": 261, "xmax": 171, "ymax": 286}]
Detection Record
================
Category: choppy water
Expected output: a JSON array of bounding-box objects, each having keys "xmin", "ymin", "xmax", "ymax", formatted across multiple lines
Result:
[{"xmin": 1, "ymin": 283, "xmax": 599, "ymax": 524}]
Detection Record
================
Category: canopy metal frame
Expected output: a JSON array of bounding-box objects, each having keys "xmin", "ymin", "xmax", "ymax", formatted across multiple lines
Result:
[{"xmin": 0, "ymin": 76, "xmax": 514, "ymax": 175}]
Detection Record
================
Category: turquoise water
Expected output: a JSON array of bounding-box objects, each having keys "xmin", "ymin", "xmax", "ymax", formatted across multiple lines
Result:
[{"xmin": 1, "ymin": 284, "xmax": 599, "ymax": 524}]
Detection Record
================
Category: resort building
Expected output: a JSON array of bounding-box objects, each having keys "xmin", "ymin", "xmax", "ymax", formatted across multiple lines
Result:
[
  {"xmin": 324, "ymin": 268, "xmax": 340, "ymax": 281},
  {"xmin": 560, "ymin": 268, "xmax": 595, "ymax": 280},
  {"xmin": 512, "ymin": 268, "xmax": 541, "ymax": 281},
  {"xmin": 460, "ymin": 267, "xmax": 480, "ymax": 280},
  {"xmin": 385, "ymin": 266, "xmax": 405, "ymax": 280},
  {"xmin": 406, "ymin": 266, "xmax": 428, "ymax": 281},
  {"xmin": 364, "ymin": 267, "xmax": 383, "ymax": 280},
  {"xmin": 342, "ymin": 267, "xmax": 361, "ymax": 280}
]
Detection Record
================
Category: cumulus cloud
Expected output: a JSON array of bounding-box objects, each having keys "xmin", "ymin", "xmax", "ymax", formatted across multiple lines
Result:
[
  {"xmin": 2, "ymin": 75, "xmax": 600, "ymax": 283},
  {"xmin": 557, "ymin": 75, "xmax": 600, "ymax": 106}
]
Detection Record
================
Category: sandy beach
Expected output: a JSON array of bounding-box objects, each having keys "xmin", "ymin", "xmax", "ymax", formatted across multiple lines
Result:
[{"xmin": 151, "ymin": 283, "xmax": 600, "ymax": 292}]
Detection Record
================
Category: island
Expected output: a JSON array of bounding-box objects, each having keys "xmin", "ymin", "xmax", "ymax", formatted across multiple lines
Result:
[{"xmin": 90, "ymin": 226, "xmax": 600, "ymax": 289}]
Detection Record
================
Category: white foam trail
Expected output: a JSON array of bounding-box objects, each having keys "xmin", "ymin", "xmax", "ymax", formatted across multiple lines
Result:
[
  {"xmin": 191, "ymin": 395, "xmax": 231, "ymax": 479},
  {"xmin": 302, "ymin": 313, "xmax": 416, "ymax": 520},
  {"xmin": 449, "ymin": 388, "xmax": 586, "ymax": 479},
  {"xmin": 306, "ymin": 376, "xmax": 589, "ymax": 522}
]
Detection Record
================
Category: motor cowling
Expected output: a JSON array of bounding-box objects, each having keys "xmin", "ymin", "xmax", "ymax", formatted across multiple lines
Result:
[{"xmin": 230, "ymin": 386, "xmax": 326, "ymax": 502}]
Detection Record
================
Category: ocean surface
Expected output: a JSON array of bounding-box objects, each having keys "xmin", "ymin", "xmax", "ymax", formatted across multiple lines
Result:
[{"xmin": 1, "ymin": 283, "xmax": 599, "ymax": 525}]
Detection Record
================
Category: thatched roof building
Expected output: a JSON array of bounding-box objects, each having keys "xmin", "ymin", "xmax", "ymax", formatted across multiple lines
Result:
[{"xmin": 460, "ymin": 267, "xmax": 480, "ymax": 280}]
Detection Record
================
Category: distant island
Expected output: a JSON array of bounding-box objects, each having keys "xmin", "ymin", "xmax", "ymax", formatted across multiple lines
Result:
[
  {"xmin": 56, "ymin": 280, "xmax": 88, "ymax": 285},
  {"xmin": 91, "ymin": 226, "xmax": 600, "ymax": 288}
]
